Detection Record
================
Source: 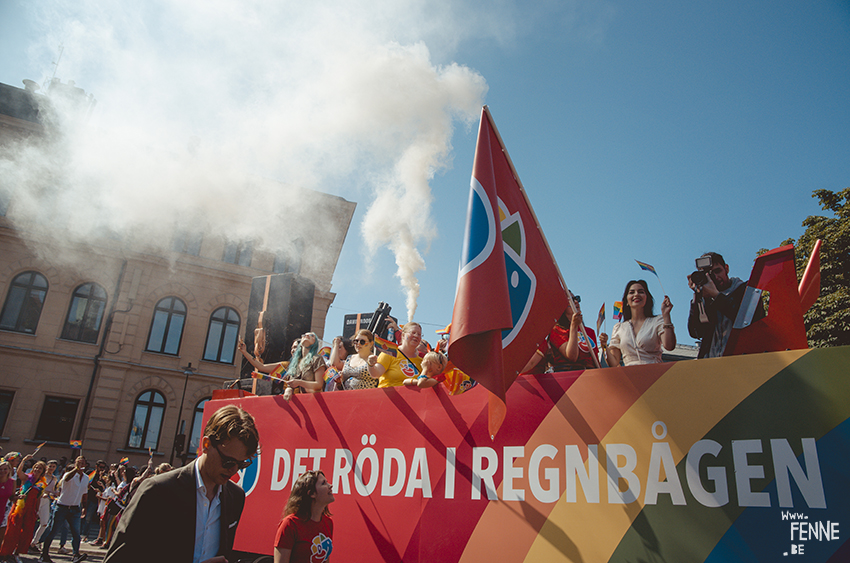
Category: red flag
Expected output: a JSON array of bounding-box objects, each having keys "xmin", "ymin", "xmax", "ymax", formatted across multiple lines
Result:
[
  {"xmin": 449, "ymin": 106, "xmax": 569, "ymax": 437},
  {"xmin": 798, "ymin": 239, "xmax": 821, "ymax": 312}
]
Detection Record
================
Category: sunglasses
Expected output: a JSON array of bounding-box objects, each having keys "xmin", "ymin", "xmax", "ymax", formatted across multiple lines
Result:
[
  {"xmin": 354, "ymin": 339, "xmax": 369, "ymax": 345},
  {"xmin": 212, "ymin": 442, "xmax": 254, "ymax": 470}
]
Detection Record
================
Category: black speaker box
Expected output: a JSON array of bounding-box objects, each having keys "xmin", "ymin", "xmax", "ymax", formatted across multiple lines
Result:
[{"xmin": 241, "ymin": 274, "xmax": 315, "ymax": 393}]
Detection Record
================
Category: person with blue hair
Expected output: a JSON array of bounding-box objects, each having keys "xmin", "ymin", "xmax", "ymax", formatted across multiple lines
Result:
[{"xmin": 283, "ymin": 332, "xmax": 326, "ymax": 401}]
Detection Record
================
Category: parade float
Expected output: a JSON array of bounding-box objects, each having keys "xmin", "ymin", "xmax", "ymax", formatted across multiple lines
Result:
[{"xmin": 207, "ymin": 108, "xmax": 847, "ymax": 562}]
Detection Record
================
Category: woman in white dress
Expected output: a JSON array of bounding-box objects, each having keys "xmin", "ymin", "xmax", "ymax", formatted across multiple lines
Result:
[{"xmin": 606, "ymin": 279, "xmax": 676, "ymax": 366}]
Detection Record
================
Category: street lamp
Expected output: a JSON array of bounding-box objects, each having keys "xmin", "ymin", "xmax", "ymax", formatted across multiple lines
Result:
[{"xmin": 170, "ymin": 362, "xmax": 196, "ymax": 465}]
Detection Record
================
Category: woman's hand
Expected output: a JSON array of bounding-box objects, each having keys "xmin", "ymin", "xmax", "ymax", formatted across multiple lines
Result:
[
  {"xmin": 599, "ymin": 332, "xmax": 608, "ymax": 348},
  {"xmin": 237, "ymin": 337, "xmax": 247, "ymax": 353},
  {"xmin": 571, "ymin": 312, "xmax": 583, "ymax": 327},
  {"xmin": 661, "ymin": 296, "xmax": 673, "ymax": 317},
  {"xmin": 367, "ymin": 354, "xmax": 378, "ymax": 367}
]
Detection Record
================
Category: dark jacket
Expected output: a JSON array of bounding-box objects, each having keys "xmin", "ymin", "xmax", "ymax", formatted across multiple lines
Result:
[
  {"xmin": 688, "ymin": 280, "xmax": 765, "ymax": 359},
  {"xmin": 104, "ymin": 459, "xmax": 245, "ymax": 563}
]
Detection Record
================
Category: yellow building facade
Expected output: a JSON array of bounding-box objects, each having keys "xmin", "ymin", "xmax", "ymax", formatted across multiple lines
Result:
[{"xmin": 0, "ymin": 80, "xmax": 355, "ymax": 467}]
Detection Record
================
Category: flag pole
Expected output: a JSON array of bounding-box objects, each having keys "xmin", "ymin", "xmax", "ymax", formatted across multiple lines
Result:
[{"xmin": 482, "ymin": 106, "xmax": 601, "ymax": 369}]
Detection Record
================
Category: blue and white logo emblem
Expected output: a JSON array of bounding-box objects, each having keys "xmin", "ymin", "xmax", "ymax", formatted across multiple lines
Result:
[
  {"xmin": 232, "ymin": 453, "xmax": 261, "ymax": 497},
  {"xmin": 499, "ymin": 197, "xmax": 536, "ymax": 346}
]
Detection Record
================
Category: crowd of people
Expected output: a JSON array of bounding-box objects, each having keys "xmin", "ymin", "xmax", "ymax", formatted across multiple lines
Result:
[
  {"xmin": 0, "ymin": 251, "xmax": 758, "ymax": 563},
  {"xmin": 234, "ymin": 250, "xmax": 758, "ymax": 400},
  {"xmin": 0, "ymin": 449, "xmax": 172, "ymax": 563},
  {"xmin": 522, "ymin": 250, "xmax": 758, "ymax": 373},
  {"xmin": 239, "ymin": 320, "xmax": 454, "ymax": 399}
]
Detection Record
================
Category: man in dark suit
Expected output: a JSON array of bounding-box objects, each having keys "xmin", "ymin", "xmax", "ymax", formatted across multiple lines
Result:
[{"xmin": 103, "ymin": 405, "xmax": 260, "ymax": 563}]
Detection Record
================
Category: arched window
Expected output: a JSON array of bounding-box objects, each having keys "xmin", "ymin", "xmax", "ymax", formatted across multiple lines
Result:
[
  {"xmin": 61, "ymin": 282, "xmax": 108, "ymax": 343},
  {"xmin": 128, "ymin": 390, "xmax": 166, "ymax": 449},
  {"xmin": 0, "ymin": 271, "xmax": 48, "ymax": 334},
  {"xmin": 203, "ymin": 307, "xmax": 240, "ymax": 363},
  {"xmin": 188, "ymin": 397, "xmax": 210, "ymax": 459},
  {"xmin": 146, "ymin": 297, "xmax": 186, "ymax": 355}
]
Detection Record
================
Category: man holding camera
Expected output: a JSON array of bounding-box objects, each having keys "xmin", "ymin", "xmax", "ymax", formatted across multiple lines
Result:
[{"xmin": 687, "ymin": 252, "xmax": 765, "ymax": 359}]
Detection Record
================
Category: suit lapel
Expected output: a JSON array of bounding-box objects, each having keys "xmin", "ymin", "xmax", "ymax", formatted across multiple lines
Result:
[{"xmin": 177, "ymin": 461, "xmax": 199, "ymax": 561}]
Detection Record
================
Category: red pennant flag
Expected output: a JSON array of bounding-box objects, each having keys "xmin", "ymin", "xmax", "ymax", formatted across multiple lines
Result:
[{"xmin": 449, "ymin": 106, "xmax": 569, "ymax": 438}]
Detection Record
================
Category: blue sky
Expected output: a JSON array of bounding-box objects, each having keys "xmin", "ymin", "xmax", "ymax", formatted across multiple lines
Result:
[{"xmin": 2, "ymin": 1, "xmax": 848, "ymax": 348}]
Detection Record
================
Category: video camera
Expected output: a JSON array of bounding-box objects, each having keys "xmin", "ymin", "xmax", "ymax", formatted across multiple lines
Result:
[
  {"xmin": 690, "ymin": 255, "xmax": 714, "ymax": 291},
  {"xmin": 367, "ymin": 301, "xmax": 395, "ymax": 340}
]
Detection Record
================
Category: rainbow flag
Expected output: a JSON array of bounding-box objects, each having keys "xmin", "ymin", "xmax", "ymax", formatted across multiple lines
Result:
[
  {"xmin": 435, "ymin": 324, "xmax": 451, "ymax": 336},
  {"xmin": 33, "ymin": 442, "xmax": 47, "ymax": 454},
  {"xmin": 374, "ymin": 335, "xmax": 399, "ymax": 357},
  {"xmin": 251, "ymin": 371, "xmax": 286, "ymax": 383},
  {"xmin": 69, "ymin": 440, "xmax": 82, "ymax": 449},
  {"xmin": 269, "ymin": 362, "xmax": 287, "ymax": 379},
  {"xmin": 319, "ymin": 345, "xmax": 332, "ymax": 361},
  {"xmin": 119, "ymin": 457, "xmax": 129, "ymax": 465},
  {"xmin": 613, "ymin": 301, "xmax": 623, "ymax": 320},
  {"xmin": 324, "ymin": 366, "xmax": 340, "ymax": 382},
  {"xmin": 88, "ymin": 469, "xmax": 97, "ymax": 480},
  {"xmin": 635, "ymin": 259, "xmax": 658, "ymax": 276},
  {"xmin": 324, "ymin": 366, "xmax": 342, "ymax": 392}
]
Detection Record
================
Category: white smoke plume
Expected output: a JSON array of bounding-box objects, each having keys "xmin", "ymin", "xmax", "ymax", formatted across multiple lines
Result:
[{"xmin": 3, "ymin": 0, "xmax": 489, "ymax": 316}]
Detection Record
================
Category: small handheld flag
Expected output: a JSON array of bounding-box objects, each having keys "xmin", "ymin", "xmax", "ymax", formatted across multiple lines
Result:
[
  {"xmin": 119, "ymin": 457, "xmax": 129, "ymax": 465},
  {"xmin": 613, "ymin": 301, "xmax": 623, "ymax": 321},
  {"xmin": 596, "ymin": 303, "xmax": 605, "ymax": 337},
  {"xmin": 251, "ymin": 371, "xmax": 287, "ymax": 383},
  {"xmin": 635, "ymin": 260, "xmax": 657, "ymax": 275},
  {"xmin": 33, "ymin": 442, "xmax": 47, "ymax": 455},
  {"xmin": 374, "ymin": 336, "xmax": 399, "ymax": 358},
  {"xmin": 635, "ymin": 259, "xmax": 667, "ymax": 295},
  {"xmin": 69, "ymin": 440, "xmax": 82, "ymax": 449}
]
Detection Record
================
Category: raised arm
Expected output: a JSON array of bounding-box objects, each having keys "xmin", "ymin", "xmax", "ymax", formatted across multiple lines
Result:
[
  {"xmin": 328, "ymin": 337, "xmax": 345, "ymax": 370},
  {"xmin": 17, "ymin": 454, "xmax": 33, "ymax": 482},
  {"xmin": 558, "ymin": 313, "xmax": 583, "ymax": 362},
  {"xmin": 660, "ymin": 296, "xmax": 677, "ymax": 351},
  {"xmin": 237, "ymin": 337, "xmax": 284, "ymax": 373}
]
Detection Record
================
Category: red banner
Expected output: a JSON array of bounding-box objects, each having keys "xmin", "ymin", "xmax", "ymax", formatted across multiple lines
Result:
[{"xmin": 208, "ymin": 346, "xmax": 850, "ymax": 562}]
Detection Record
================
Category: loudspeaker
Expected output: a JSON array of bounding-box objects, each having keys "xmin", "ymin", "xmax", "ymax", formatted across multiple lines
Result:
[{"xmin": 241, "ymin": 274, "xmax": 315, "ymax": 393}]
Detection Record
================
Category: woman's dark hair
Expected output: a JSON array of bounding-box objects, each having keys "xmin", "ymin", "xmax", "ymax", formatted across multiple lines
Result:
[
  {"xmin": 555, "ymin": 293, "xmax": 580, "ymax": 329},
  {"xmin": 284, "ymin": 470, "xmax": 332, "ymax": 519},
  {"xmin": 339, "ymin": 337, "xmax": 356, "ymax": 356},
  {"xmin": 124, "ymin": 466, "xmax": 137, "ymax": 482},
  {"xmin": 556, "ymin": 309, "xmax": 571, "ymax": 329},
  {"xmin": 622, "ymin": 279, "xmax": 655, "ymax": 320}
]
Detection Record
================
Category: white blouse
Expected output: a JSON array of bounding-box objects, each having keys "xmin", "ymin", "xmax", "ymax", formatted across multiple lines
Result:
[{"xmin": 609, "ymin": 316, "xmax": 666, "ymax": 365}]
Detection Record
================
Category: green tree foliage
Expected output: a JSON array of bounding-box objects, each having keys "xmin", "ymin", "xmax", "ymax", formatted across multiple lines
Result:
[{"xmin": 781, "ymin": 188, "xmax": 850, "ymax": 348}]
